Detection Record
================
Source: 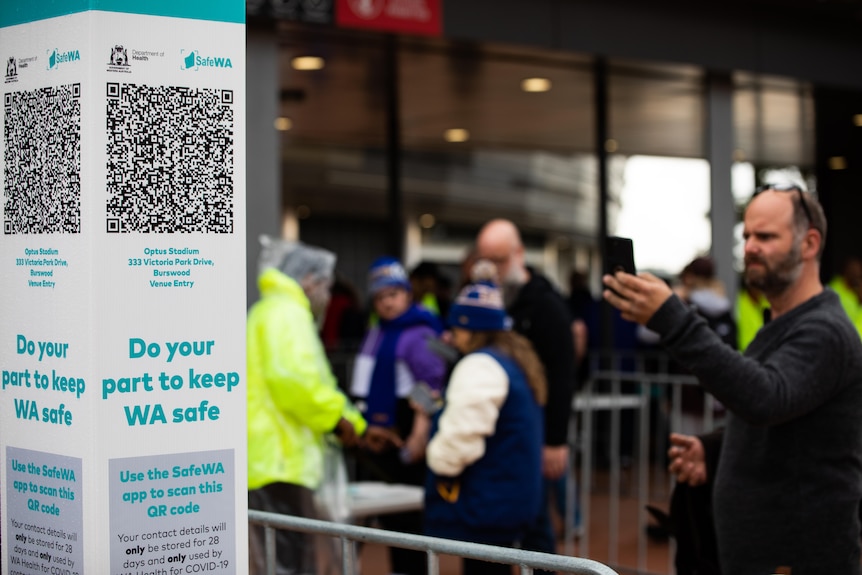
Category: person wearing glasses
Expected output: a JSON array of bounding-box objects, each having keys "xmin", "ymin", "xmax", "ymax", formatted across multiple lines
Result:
[{"xmin": 603, "ymin": 185, "xmax": 862, "ymax": 575}]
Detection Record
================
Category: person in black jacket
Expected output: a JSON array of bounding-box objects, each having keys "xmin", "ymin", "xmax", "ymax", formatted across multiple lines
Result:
[
  {"xmin": 604, "ymin": 187, "xmax": 862, "ymax": 575},
  {"xmin": 476, "ymin": 219, "xmax": 577, "ymax": 563}
]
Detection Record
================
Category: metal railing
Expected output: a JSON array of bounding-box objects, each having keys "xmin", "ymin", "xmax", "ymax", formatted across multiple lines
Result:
[
  {"xmin": 325, "ymin": 348, "xmax": 720, "ymax": 575},
  {"xmin": 565, "ymin": 351, "xmax": 722, "ymax": 575},
  {"xmin": 248, "ymin": 509, "xmax": 619, "ymax": 575}
]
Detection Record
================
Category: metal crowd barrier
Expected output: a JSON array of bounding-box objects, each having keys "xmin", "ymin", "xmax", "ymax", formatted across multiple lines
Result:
[
  {"xmin": 565, "ymin": 350, "xmax": 722, "ymax": 575},
  {"xmin": 325, "ymin": 348, "xmax": 720, "ymax": 575},
  {"xmin": 248, "ymin": 509, "xmax": 619, "ymax": 575}
]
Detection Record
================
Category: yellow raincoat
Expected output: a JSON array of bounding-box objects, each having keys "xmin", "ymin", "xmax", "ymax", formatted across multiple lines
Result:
[
  {"xmin": 736, "ymin": 289, "xmax": 769, "ymax": 352},
  {"xmin": 247, "ymin": 268, "xmax": 366, "ymax": 490},
  {"xmin": 829, "ymin": 275, "xmax": 862, "ymax": 337}
]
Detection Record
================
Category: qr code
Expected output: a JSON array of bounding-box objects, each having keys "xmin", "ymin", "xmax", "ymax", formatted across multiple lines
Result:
[
  {"xmin": 106, "ymin": 83, "xmax": 234, "ymax": 233},
  {"xmin": 3, "ymin": 84, "xmax": 82, "ymax": 234}
]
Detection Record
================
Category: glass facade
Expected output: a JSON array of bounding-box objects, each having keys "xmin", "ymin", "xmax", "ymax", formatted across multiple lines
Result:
[{"xmin": 266, "ymin": 23, "xmax": 819, "ymax": 296}]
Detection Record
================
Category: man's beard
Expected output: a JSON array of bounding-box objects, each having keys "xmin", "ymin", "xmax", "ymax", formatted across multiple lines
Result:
[
  {"xmin": 501, "ymin": 264, "xmax": 528, "ymax": 307},
  {"xmin": 744, "ymin": 241, "xmax": 803, "ymax": 298}
]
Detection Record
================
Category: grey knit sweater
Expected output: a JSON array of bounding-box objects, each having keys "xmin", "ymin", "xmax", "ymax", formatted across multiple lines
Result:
[{"xmin": 649, "ymin": 289, "xmax": 862, "ymax": 575}]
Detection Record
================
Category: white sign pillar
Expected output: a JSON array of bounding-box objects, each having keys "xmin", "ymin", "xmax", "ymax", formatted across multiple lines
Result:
[{"xmin": 1, "ymin": 1, "xmax": 247, "ymax": 573}]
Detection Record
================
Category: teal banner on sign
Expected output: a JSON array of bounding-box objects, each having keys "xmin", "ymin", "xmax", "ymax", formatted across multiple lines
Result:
[{"xmin": 1, "ymin": 0, "xmax": 244, "ymax": 27}]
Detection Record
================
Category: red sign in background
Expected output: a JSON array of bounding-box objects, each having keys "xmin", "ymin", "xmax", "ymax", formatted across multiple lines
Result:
[{"xmin": 335, "ymin": 0, "xmax": 442, "ymax": 37}]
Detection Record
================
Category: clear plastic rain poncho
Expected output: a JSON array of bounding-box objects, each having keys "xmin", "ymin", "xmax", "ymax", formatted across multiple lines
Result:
[
  {"xmin": 257, "ymin": 235, "xmax": 336, "ymax": 284},
  {"xmin": 258, "ymin": 235, "xmax": 336, "ymax": 323}
]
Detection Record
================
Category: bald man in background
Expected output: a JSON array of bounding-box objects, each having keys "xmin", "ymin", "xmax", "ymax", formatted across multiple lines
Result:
[{"xmin": 476, "ymin": 219, "xmax": 577, "ymax": 562}]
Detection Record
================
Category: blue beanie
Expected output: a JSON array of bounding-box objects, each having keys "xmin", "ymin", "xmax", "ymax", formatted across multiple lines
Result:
[
  {"xmin": 368, "ymin": 256, "xmax": 411, "ymax": 295},
  {"xmin": 448, "ymin": 280, "xmax": 509, "ymax": 331}
]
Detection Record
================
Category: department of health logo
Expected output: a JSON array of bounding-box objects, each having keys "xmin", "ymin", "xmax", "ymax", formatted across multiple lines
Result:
[
  {"xmin": 47, "ymin": 48, "xmax": 80, "ymax": 70},
  {"xmin": 107, "ymin": 44, "xmax": 133, "ymax": 74},
  {"xmin": 108, "ymin": 45, "xmax": 129, "ymax": 66},
  {"xmin": 180, "ymin": 49, "xmax": 233, "ymax": 71},
  {"xmin": 107, "ymin": 44, "xmax": 164, "ymax": 73},
  {"xmin": 5, "ymin": 57, "xmax": 17, "ymax": 83}
]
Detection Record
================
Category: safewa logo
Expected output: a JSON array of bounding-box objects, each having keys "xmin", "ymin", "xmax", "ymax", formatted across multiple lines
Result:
[
  {"xmin": 47, "ymin": 48, "xmax": 80, "ymax": 70},
  {"xmin": 180, "ymin": 49, "xmax": 232, "ymax": 71}
]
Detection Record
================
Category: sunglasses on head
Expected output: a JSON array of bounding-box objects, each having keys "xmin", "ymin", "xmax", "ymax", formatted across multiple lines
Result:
[{"xmin": 753, "ymin": 183, "xmax": 813, "ymax": 228}]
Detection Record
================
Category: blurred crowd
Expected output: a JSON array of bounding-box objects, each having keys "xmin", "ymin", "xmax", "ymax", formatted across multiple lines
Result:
[
  {"xmin": 247, "ymin": 190, "xmax": 862, "ymax": 575},
  {"xmin": 247, "ymin": 218, "xmax": 579, "ymax": 575}
]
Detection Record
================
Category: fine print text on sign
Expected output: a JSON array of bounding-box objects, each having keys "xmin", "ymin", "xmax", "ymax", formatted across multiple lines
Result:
[
  {"xmin": 110, "ymin": 450, "xmax": 236, "ymax": 574},
  {"xmin": 7, "ymin": 446, "xmax": 84, "ymax": 575}
]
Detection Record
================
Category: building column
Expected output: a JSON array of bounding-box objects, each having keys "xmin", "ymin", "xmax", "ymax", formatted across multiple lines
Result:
[
  {"xmin": 706, "ymin": 72, "xmax": 737, "ymax": 304},
  {"xmin": 384, "ymin": 34, "xmax": 404, "ymax": 260},
  {"xmin": 594, "ymin": 56, "xmax": 615, "ymax": 351},
  {"xmin": 247, "ymin": 27, "xmax": 282, "ymax": 306}
]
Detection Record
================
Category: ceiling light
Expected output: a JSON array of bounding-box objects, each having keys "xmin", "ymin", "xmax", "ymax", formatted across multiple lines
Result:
[
  {"xmin": 444, "ymin": 128, "xmax": 469, "ymax": 143},
  {"xmin": 274, "ymin": 117, "xmax": 293, "ymax": 131},
  {"xmin": 854, "ymin": 114, "xmax": 862, "ymax": 127},
  {"xmin": 419, "ymin": 214, "xmax": 436, "ymax": 229},
  {"xmin": 521, "ymin": 77, "xmax": 552, "ymax": 93},
  {"xmin": 291, "ymin": 56, "xmax": 325, "ymax": 71}
]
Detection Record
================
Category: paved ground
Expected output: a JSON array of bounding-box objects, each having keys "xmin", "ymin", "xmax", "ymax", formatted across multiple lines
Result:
[{"xmin": 357, "ymin": 489, "xmax": 673, "ymax": 575}]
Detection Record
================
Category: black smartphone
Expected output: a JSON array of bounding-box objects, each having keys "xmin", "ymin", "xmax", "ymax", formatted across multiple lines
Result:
[{"xmin": 604, "ymin": 236, "xmax": 636, "ymax": 276}]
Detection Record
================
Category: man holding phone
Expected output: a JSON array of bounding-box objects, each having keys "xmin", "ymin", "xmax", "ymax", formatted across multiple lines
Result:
[{"xmin": 603, "ymin": 187, "xmax": 862, "ymax": 574}]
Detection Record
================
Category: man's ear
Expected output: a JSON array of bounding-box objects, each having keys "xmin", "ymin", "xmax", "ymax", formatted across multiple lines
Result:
[{"xmin": 803, "ymin": 228, "xmax": 822, "ymax": 260}]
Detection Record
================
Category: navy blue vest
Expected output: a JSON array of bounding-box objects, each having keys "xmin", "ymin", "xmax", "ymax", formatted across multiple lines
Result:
[{"xmin": 424, "ymin": 346, "xmax": 544, "ymax": 544}]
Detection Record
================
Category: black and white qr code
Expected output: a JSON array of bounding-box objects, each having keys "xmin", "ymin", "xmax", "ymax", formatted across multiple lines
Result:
[
  {"xmin": 106, "ymin": 82, "xmax": 234, "ymax": 233},
  {"xmin": 4, "ymin": 84, "xmax": 82, "ymax": 235}
]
